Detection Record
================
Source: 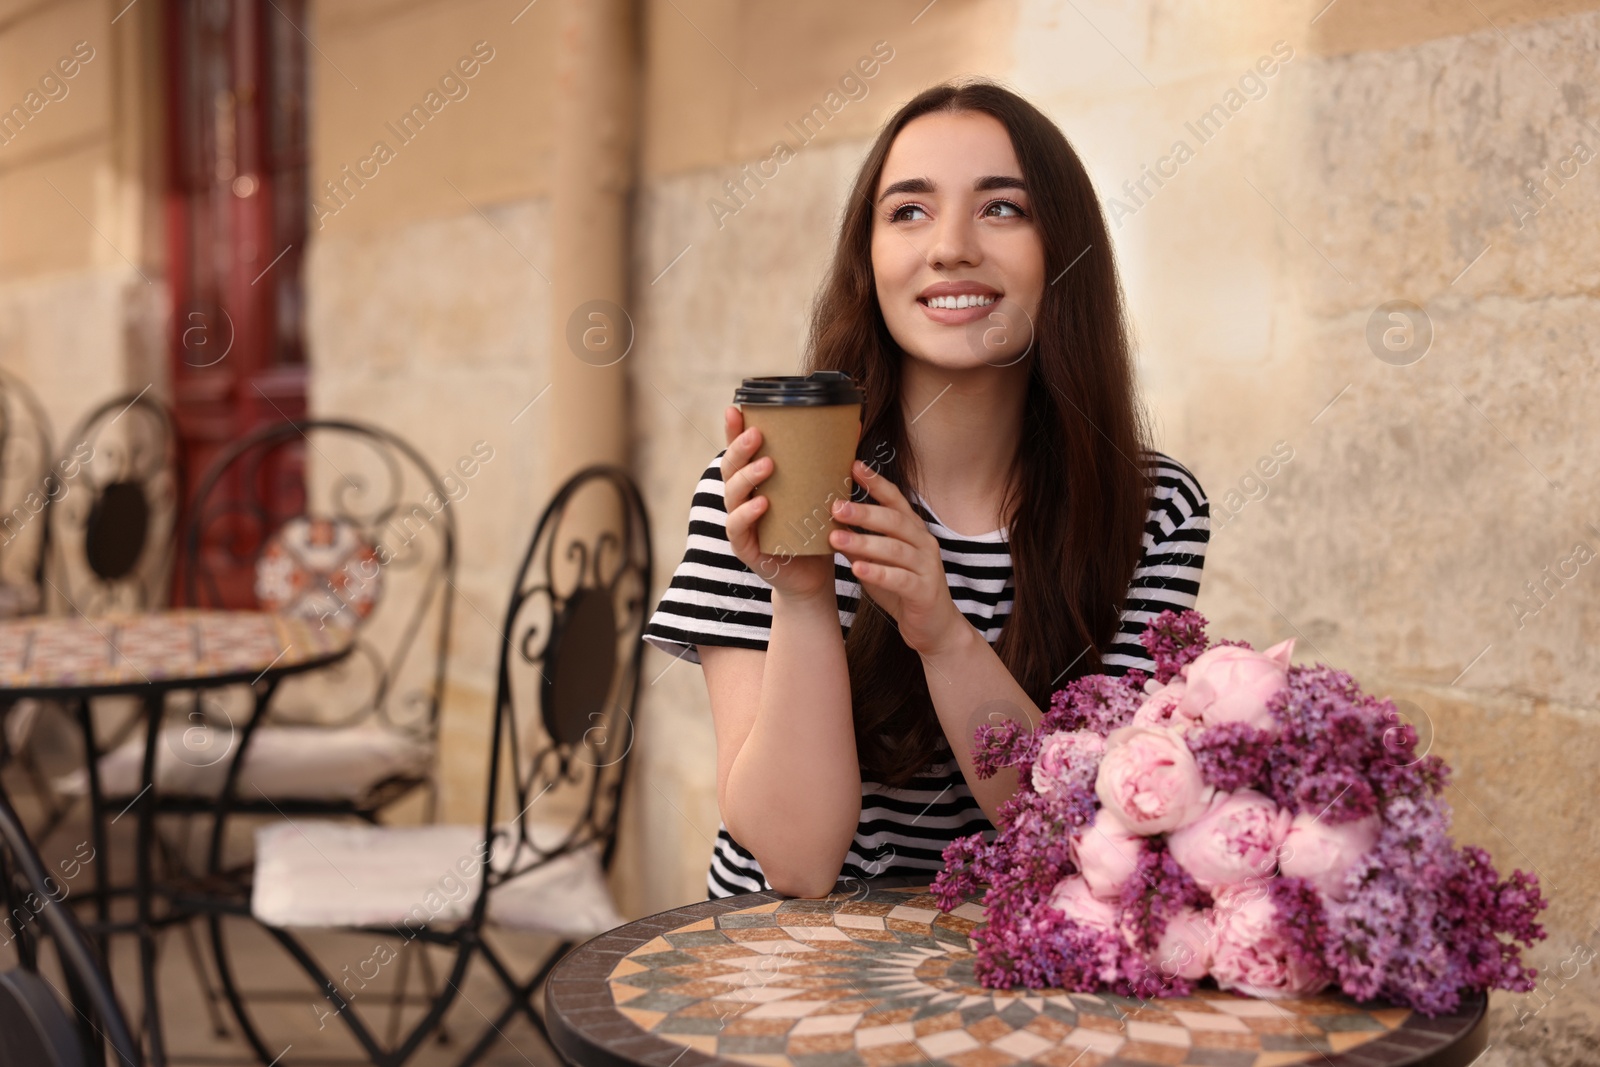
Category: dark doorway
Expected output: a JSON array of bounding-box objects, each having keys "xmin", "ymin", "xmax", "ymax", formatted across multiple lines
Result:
[{"xmin": 165, "ymin": 0, "xmax": 310, "ymax": 604}]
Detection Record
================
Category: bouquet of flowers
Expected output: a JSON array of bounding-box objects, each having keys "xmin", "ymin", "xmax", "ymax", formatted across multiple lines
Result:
[{"xmin": 931, "ymin": 609, "xmax": 1546, "ymax": 1015}]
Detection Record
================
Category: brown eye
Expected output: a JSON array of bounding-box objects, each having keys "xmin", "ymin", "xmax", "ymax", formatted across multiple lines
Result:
[
  {"xmin": 888, "ymin": 203, "xmax": 928, "ymax": 223},
  {"xmin": 984, "ymin": 200, "xmax": 1026, "ymax": 218}
]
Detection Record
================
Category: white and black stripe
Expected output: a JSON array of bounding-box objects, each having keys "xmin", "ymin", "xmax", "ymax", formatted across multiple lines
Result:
[{"xmin": 643, "ymin": 448, "xmax": 1210, "ymax": 899}]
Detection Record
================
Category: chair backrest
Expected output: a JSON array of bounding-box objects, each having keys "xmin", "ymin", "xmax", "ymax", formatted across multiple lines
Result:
[
  {"xmin": 42, "ymin": 392, "xmax": 181, "ymax": 617},
  {"xmin": 180, "ymin": 419, "xmax": 456, "ymax": 738},
  {"xmin": 0, "ymin": 792, "xmax": 140, "ymax": 1066},
  {"xmin": 479, "ymin": 465, "xmax": 650, "ymax": 898},
  {"xmin": 0, "ymin": 369, "xmax": 56, "ymax": 618}
]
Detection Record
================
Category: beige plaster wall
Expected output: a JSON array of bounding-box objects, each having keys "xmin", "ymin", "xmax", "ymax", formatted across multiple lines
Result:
[
  {"xmin": 0, "ymin": 0, "xmax": 164, "ymax": 437},
  {"xmin": 304, "ymin": 0, "xmax": 561, "ymax": 827},
  {"xmin": 1014, "ymin": 0, "xmax": 1600, "ymax": 1057}
]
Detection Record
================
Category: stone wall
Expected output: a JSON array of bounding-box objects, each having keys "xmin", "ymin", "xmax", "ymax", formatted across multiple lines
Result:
[
  {"xmin": 0, "ymin": 0, "xmax": 164, "ymax": 439},
  {"xmin": 305, "ymin": 0, "xmax": 558, "ymax": 826}
]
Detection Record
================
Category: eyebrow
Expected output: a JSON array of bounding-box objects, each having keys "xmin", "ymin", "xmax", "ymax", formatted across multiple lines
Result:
[{"xmin": 876, "ymin": 174, "xmax": 1029, "ymax": 204}]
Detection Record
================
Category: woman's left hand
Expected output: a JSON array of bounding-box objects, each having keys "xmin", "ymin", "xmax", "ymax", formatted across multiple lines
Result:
[{"xmin": 829, "ymin": 460, "xmax": 972, "ymax": 658}]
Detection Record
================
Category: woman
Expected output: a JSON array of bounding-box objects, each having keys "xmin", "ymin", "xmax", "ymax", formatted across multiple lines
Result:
[{"xmin": 642, "ymin": 80, "xmax": 1209, "ymax": 900}]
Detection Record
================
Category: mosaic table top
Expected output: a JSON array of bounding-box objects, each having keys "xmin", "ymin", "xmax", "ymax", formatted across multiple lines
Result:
[
  {"xmin": 547, "ymin": 886, "xmax": 1487, "ymax": 1067},
  {"xmin": 0, "ymin": 609, "xmax": 354, "ymax": 695}
]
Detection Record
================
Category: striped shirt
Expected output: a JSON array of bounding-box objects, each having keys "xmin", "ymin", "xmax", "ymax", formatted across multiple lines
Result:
[{"xmin": 642, "ymin": 448, "xmax": 1209, "ymax": 899}]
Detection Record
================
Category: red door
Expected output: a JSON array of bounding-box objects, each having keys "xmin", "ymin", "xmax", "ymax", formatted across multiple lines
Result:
[{"xmin": 166, "ymin": 0, "xmax": 310, "ymax": 604}]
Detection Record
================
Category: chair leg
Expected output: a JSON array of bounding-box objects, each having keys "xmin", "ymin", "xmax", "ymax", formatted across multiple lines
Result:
[
  {"xmin": 451, "ymin": 995, "xmax": 528, "ymax": 1067},
  {"xmin": 175, "ymin": 915, "xmax": 231, "ymax": 1038},
  {"xmin": 208, "ymin": 912, "xmax": 282, "ymax": 1066},
  {"xmin": 73, "ymin": 698, "xmax": 112, "ymax": 972},
  {"xmin": 416, "ymin": 934, "xmax": 450, "ymax": 1044},
  {"xmin": 152, "ymin": 817, "xmax": 231, "ymax": 1038},
  {"xmin": 385, "ymin": 932, "xmax": 414, "ymax": 1047},
  {"xmin": 455, "ymin": 938, "xmax": 574, "ymax": 1067}
]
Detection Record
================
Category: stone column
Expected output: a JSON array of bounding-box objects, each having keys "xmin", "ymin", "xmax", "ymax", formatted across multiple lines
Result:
[{"xmin": 549, "ymin": 0, "xmax": 637, "ymax": 478}]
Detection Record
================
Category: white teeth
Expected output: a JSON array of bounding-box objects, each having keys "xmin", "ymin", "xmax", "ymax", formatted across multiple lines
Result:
[{"xmin": 925, "ymin": 294, "xmax": 997, "ymax": 309}]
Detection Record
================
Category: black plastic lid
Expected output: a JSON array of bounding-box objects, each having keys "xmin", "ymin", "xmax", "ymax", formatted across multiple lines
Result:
[{"xmin": 733, "ymin": 370, "xmax": 865, "ymax": 407}]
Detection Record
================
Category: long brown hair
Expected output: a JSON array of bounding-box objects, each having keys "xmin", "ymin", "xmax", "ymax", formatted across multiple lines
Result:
[{"xmin": 804, "ymin": 80, "xmax": 1154, "ymax": 787}]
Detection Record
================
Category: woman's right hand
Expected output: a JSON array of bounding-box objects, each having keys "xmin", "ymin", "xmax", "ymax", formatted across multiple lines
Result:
[{"xmin": 720, "ymin": 404, "xmax": 837, "ymax": 602}]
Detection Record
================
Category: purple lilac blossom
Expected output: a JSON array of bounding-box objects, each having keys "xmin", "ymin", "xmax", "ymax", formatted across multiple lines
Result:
[
  {"xmin": 935, "ymin": 609, "xmax": 1545, "ymax": 1015},
  {"xmin": 1186, "ymin": 722, "xmax": 1273, "ymax": 793},
  {"xmin": 1137, "ymin": 609, "xmax": 1212, "ymax": 683},
  {"xmin": 1042, "ymin": 673, "xmax": 1145, "ymax": 736}
]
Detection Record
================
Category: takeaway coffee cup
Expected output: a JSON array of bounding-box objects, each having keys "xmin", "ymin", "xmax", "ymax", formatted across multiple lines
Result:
[{"xmin": 734, "ymin": 370, "xmax": 865, "ymax": 557}]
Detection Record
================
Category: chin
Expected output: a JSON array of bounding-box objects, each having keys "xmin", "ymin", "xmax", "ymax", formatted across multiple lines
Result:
[{"xmin": 901, "ymin": 337, "xmax": 1027, "ymax": 373}]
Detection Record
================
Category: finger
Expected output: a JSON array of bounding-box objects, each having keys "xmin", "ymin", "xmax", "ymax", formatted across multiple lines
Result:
[
  {"xmin": 848, "ymin": 557, "xmax": 916, "ymax": 592},
  {"xmin": 845, "ymin": 459, "xmax": 923, "ymax": 525},
  {"xmin": 724, "ymin": 454, "xmax": 772, "ymax": 510},
  {"xmin": 723, "ymin": 496, "xmax": 768, "ymax": 551},
  {"xmin": 830, "ymin": 528, "xmax": 922, "ymax": 573},
  {"xmin": 723, "ymin": 405, "xmax": 745, "ymax": 446},
  {"xmin": 850, "ymin": 458, "xmax": 908, "ymax": 505},
  {"xmin": 718, "ymin": 425, "xmax": 764, "ymax": 483},
  {"xmin": 832, "ymin": 497, "xmax": 924, "ymax": 545}
]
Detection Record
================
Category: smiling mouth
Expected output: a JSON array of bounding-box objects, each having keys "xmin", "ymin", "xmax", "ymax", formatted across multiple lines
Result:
[{"xmin": 918, "ymin": 293, "xmax": 1000, "ymax": 310}]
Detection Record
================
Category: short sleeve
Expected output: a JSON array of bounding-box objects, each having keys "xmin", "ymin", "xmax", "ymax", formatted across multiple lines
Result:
[
  {"xmin": 642, "ymin": 450, "xmax": 776, "ymax": 666},
  {"xmin": 1135, "ymin": 454, "xmax": 1210, "ymax": 610},
  {"xmin": 1100, "ymin": 452, "xmax": 1211, "ymax": 675}
]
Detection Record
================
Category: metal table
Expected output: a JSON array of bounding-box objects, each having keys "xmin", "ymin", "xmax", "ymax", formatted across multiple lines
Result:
[
  {"xmin": 547, "ymin": 880, "xmax": 1488, "ymax": 1067},
  {"xmin": 0, "ymin": 608, "xmax": 355, "ymax": 1067}
]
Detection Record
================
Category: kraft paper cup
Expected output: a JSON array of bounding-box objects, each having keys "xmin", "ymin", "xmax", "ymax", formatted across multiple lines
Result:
[{"xmin": 734, "ymin": 371, "xmax": 865, "ymax": 558}]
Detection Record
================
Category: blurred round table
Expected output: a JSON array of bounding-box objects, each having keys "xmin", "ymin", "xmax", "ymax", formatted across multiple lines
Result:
[
  {"xmin": 0, "ymin": 608, "xmax": 355, "ymax": 1067},
  {"xmin": 547, "ymin": 881, "xmax": 1488, "ymax": 1067}
]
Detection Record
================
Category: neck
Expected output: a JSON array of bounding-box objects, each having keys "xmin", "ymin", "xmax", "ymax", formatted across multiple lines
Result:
[{"xmin": 898, "ymin": 356, "xmax": 1029, "ymax": 519}]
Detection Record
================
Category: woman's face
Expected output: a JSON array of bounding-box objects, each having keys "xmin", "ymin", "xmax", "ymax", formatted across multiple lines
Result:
[{"xmin": 871, "ymin": 110, "xmax": 1044, "ymax": 372}]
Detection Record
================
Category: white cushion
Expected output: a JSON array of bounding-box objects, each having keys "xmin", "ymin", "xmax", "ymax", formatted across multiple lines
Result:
[
  {"xmin": 487, "ymin": 846, "xmax": 627, "ymax": 937},
  {"xmin": 56, "ymin": 725, "xmax": 431, "ymax": 801},
  {"xmin": 250, "ymin": 819, "xmax": 625, "ymax": 941}
]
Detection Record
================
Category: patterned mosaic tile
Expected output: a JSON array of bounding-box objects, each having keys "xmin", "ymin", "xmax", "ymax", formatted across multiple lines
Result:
[
  {"xmin": 0, "ymin": 609, "xmax": 352, "ymax": 690},
  {"xmin": 602, "ymin": 887, "xmax": 1432, "ymax": 1067}
]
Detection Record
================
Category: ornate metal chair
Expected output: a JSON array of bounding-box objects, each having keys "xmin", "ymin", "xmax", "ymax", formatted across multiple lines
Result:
[
  {"xmin": 50, "ymin": 419, "xmax": 457, "ymax": 1048},
  {"xmin": 41, "ymin": 391, "xmax": 181, "ymax": 618},
  {"xmin": 217, "ymin": 464, "xmax": 649, "ymax": 1067},
  {"xmin": 0, "ymin": 787, "xmax": 141, "ymax": 1066},
  {"xmin": 19, "ymin": 391, "xmax": 179, "ymax": 837},
  {"xmin": 0, "ymin": 367, "xmax": 54, "ymax": 620},
  {"xmin": 73, "ymin": 419, "xmax": 456, "ymax": 825},
  {"xmin": 0, "ymin": 369, "xmax": 60, "ymax": 819}
]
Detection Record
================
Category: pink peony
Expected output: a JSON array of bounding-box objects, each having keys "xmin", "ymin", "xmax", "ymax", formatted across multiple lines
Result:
[
  {"xmin": 1209, "ymin": 883, "xmax": 1331, "ymax": 999},
  {"xmin": 1167, "ymin": 789, "xmax": 1292, "ymax": 893},
  {"xmin": 1047, "ymin": 875, "xmax": 1120, "ymax": 931},
  {"xmin": 1278, "ymin": 812, "xmax": 1381, "ymax": 901},
  {"xmin": 1131, "ymin": 677, "xmax": 1203, "ymax": 732},
  {"xmin": 1071, "ymin": 807, "xmax": 1149, "ymax": 900},
  {"xmin": 1149, "ymin": 906, "xmax": 1212, "ymax": 981},
  {"xmin": 1046, "ymin": 876, "xmax": 1122, "ymax": 984},
  {"xmin": 1031, "ymin": 729, "xmax": 1105, "ymax": 798},
  {"xmin": 1178, "ymin": 638, "xmax": 1295, "ymax": 732},
  {"xmin": 1094, "ymin": 725, "xmax": 1210, "ymax": 836}
]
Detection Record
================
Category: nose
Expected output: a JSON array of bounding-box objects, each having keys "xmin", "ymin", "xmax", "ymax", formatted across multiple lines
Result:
[{"xmin": 924, "ymin": 209, "xmax": 981, "ymax": 271}]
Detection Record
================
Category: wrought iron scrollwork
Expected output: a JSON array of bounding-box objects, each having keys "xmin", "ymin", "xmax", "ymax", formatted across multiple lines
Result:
[
  {"xmin": 44, "ymin": 392, "xmax": 180, "ymax": 617},
  {"xmin": 489, "ymin": 465, "xmax": 650, "ymax": 887},
  {"xmin": 181, "ymin": 420, "xmax": 456, "ymax": 741},
  {"xmin": 0, "ymin": 368, "xmax": 54, "ymax": 617}
]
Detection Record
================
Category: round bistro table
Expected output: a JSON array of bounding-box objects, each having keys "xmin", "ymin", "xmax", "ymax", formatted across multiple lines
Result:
[
  {"xmin": 547, "ymin": 881, "xmax": 1488, "ymax": 1067},
  {"xmin": 0, "ymin": 608, "xmax": 356, "ymax": 1067}
]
